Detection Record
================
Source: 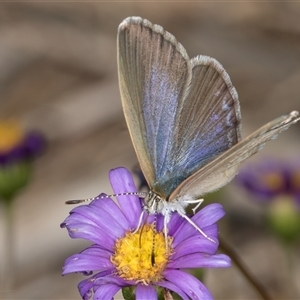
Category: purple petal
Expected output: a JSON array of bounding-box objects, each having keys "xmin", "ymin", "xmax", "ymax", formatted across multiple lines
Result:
[
  {"xmin": 192, "ymin": 204, "xmax": 225, "ymax": 228},
  {"xmin": 109, "ymin": 167, "xmax": 142, "ymax": 228},
  {"xmin": 62, "ymin": 245, "xmax": 114, "ymax": 275},
  {"xmin": 168, "ymin": 253, "xmax": 231, "ymax": 269},
  {"xmin": 62, "ymin": 219, "xmax": 115, "ymax": 250},
  {"xmin": 94, "ymin": 275, "xmax": 134, "ymax": 287},
  {"xmin": 63, "ymin": 254, "xmax": 112, "ymax": 274},
  {"xmin": 163, "ymin": 269, "xmax": 213, "ymax": 300},
  {"xmin": 157, "ymin": 280, "xmax": 189, "ymax": 300},
  {"xmin": 168, "ymin": 212, "xmax": 185, "ymax": 236},
  {"xmin": 77, "ymin": 272, "xmax": 112, "ymax": 300},
  {"xmin": 155, "ymin": 211, "xmax": 186, "ymax": 234},
  {"xmin": 61, "ymin": 195, "xmax": 132, "ymax": 248},
  {"xmin": 68, "ymin": 208, "xmax": 124, "ymax": 239},
  {"xmin": 82, "ymin": 274, "xmax": 132, "ymax": 300},
  {"xmin": 172, "ymin": 234, "xmax": 219, "ymax": 260},
  {"xmin": 89, "ymin": 196, "xmax": 130, "ymax": 229},
  {"xmin": 135, "ymin": 284, "xmax": 157, "ymax": 300},
  {"xmin": 172, "ymin": 223, "xmax": 219, "ymax": 249},
  {"xmin": 78, "ymin": 277, "xmax": 94, "ymax": 300},
  {"xmin": 93, "ymin": 283, "xmax": 121, "ymax": 300},
  {"xmin": 80, "ymin": 244, "xmax": 112, "ymax": 257},
  {"xmin": 72, "ymin": 196, "xmax": 129, "ymax": 235},
  {"xmin": 172, "ymin": 204, "xmax": 224, "ymax": 245}
]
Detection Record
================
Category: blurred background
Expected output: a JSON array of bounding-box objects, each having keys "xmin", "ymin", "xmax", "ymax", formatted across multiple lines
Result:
[{"xmin": 0, "ymin": 2, "xmax": 299, "ymax": 299}]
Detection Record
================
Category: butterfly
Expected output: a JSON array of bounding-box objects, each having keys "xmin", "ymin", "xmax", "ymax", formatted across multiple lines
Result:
[
  {"xmin": 67, "ymin": 17, "xmax": 299, "ymax": 243},
  {"xmin": 116, "ymin": 16, "xmax": 299, "ymax": 241}
]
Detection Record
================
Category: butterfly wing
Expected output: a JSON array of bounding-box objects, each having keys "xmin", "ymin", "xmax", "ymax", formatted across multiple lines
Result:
[
  {"xmin": 118, "ymin": 17, "xmax": 241, "ymax": 198},
  {"xmin": 118, "ymin": 17, "xmax": 191, "ymax": 193},
  {"xmin": 170, "ymin": 111, "xmax": 300, "ymax": 201},
  {"xmin": 171, "ymin": 55, "xmax": 241, "ymax": 193}
]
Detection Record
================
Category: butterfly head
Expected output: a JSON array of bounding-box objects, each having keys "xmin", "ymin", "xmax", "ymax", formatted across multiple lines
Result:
[
  {"xmin": 144, "ymin": 189, "xmax": 190, "ymax": 217},
  {"xmin": 144, "ymin": 190, "xmax": 165, "ymax": 214}
]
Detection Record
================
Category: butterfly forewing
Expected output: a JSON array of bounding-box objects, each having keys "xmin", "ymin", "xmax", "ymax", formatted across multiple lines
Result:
[{"xmin": 118, "ymin": 17, "xmax": 191, "ymax": 196}]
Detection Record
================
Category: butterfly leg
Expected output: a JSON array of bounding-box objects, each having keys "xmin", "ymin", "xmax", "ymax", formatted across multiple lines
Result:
[
  {"xmin": 176, "ymin": 210, "xmax": 216, "ymax": 243},
  {"xmin": 185, "ymin": 198, "xmax": 204, "ymax": 215},
  {"xmin": 133, "ymin": 210, "xmax": 146, "ymax": 234},
  {"xmin": 163, "ymin": 211, "xmax": 171, "ymax": 252}
]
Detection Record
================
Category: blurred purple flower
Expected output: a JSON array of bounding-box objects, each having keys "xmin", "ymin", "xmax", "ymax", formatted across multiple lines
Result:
[
  {"xmin": 237, "ymin": 159, "xmax": 300, "ymax": 207},
  {"xmin": 0, "ymin": 120, "xmax": 45, "ymax": 201},
  {"xmin": 0, "ymin": 120, "xmax": 45, "ymax": 166},
  {"xmin": 61, "ymin": 167, "xmax": 231, "ymax": 300}
]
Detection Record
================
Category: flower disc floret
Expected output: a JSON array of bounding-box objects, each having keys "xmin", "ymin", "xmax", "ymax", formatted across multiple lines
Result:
[{"xmin": 111, "ymin": 223, "xmax": 173, "ymax": 284}]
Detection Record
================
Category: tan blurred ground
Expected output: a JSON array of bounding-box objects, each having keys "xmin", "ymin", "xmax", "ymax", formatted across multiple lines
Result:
[{"xmin": 0, "ymin": 2, "xmax": 299, "ymax": 299}]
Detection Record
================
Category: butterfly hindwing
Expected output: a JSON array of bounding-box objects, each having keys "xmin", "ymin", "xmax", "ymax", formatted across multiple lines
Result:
[
  {"xmin": 171, "ymin": 56, "xmax": 241, "ymax": 190},
  {"xmin": 171, "ymin": 111, "xmax": 300, "ymax": 201}
]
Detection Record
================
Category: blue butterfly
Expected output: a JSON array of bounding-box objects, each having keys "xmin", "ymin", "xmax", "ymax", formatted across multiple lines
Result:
[{"xmin": 117, "ymin": 17, "xmax": 299, "ymax": 240}]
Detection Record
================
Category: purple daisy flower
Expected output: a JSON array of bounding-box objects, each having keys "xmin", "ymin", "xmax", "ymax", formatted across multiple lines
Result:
[
  {"xmin": 237, "ymin": 159, "xmax": 300, "ymax": 207},
  {"xmin": 61, "ymin": 167, "xmax": 231, "ymax": 300}
]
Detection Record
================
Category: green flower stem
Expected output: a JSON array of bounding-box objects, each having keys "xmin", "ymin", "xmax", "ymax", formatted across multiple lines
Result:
[
  {"xmin": 0, "ymin": 197, "xmax": 15, "ymax": 292},
  {"xmin": 219, "ymin": 235, "xmax": 272, "ymax": 300}
]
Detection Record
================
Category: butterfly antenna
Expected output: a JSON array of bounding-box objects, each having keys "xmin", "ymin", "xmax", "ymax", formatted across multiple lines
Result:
[{"xmin": 65, "ymin": 192, "xmax": 147, "ymax": 204}]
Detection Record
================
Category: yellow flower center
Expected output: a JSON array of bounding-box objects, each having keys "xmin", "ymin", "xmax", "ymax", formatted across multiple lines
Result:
[
  {"xmin": 111, "ymin": 223, "xmax": 173, "ymax": 284},
  {"xmin": 262, "ymin": 173, "xmax": 284, "ymax": 190},
  {"xmin": 0, "ymin": 120, "xmax": 24, "ymax": 153}
]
